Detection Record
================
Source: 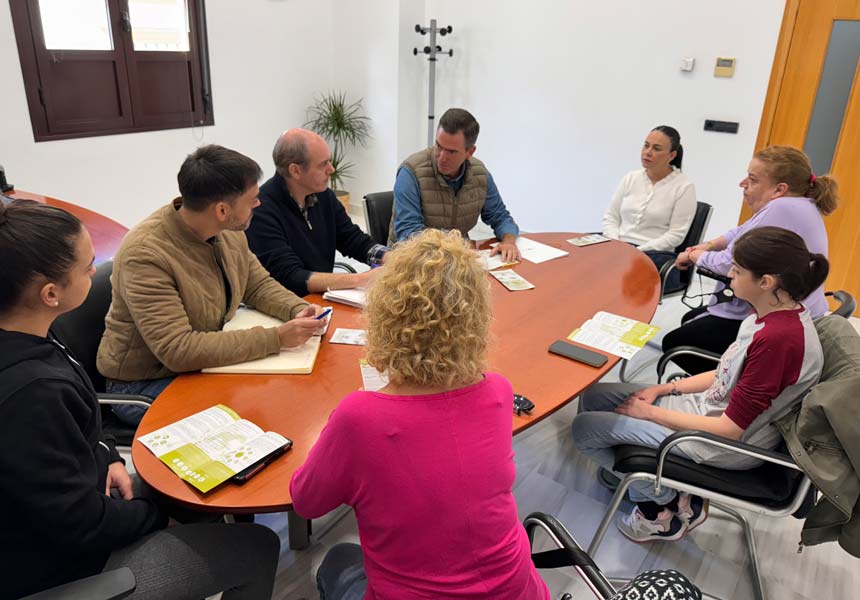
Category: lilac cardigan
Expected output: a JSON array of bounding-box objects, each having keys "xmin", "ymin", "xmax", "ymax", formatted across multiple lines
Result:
[{"xmin": 696, "ymin": 197, "xmax": 828, "ymax": 320}]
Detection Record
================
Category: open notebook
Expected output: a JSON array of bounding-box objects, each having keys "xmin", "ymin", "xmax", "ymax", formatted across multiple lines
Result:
[{"xmin": 201, "ymin": 307, "xmax": 321, "ymax": 374}]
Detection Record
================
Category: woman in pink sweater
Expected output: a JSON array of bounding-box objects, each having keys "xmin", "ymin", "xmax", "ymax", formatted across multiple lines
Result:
[{"xmin": 290, "ymin": 229, "xmax": 549, "ymax": 600}]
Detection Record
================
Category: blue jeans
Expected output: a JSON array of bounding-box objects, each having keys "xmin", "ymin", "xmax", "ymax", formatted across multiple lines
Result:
[
  {"xmin": 106, "ymin": 376, "xmax": 176, "ymax": 427},
  {"xmin": 317, "ymin": 543, "xmax": 367, "ymax": 600},
  {"xmin": 572, "ymin": 383, "xmax": 692, "ymax": 504}
]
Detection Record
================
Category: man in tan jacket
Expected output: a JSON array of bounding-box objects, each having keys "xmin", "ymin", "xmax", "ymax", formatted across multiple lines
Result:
[{"xmin": 97, "ymin": 145, "xmax": 325, "ymax": 425}]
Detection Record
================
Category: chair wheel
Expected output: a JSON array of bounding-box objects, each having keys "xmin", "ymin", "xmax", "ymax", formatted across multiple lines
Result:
[{"xmin": 560, "ymin": 594, "xmax": 573, "ymax": 600}]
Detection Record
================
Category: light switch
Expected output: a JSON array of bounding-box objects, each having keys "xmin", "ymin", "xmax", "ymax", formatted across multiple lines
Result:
[
  {"xmin": 714, "ymin": 57, "xmax": 736, "ymax": 77},
  {"xmin": 680, "ymin": 57, "xmax": 695, "ymax": 72}
]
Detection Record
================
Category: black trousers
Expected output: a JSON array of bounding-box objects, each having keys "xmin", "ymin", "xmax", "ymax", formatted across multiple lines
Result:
[{"xmin": 661, "ymin": 306, "xmax": 742, "ymax": 375}]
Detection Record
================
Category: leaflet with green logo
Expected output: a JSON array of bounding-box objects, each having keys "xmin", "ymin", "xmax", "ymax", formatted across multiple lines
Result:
[
  {"xmin": 567, "ymin": 311, "xmax": 659, "ymax": 360},
  {"xmin": 138, "ymin": 404, "xmax": 290, "ymax": 493}
]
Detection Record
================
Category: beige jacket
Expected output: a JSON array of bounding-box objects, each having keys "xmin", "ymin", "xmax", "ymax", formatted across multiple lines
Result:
[{"xmin": 97, "ymin": 200, "xmax": 308, "ymax": 381}]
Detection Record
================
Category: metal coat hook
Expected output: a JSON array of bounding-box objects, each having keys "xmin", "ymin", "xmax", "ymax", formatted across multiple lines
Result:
[{"xmin": 413, "ymin": 19, "xmax": 455, "ymax": 147}]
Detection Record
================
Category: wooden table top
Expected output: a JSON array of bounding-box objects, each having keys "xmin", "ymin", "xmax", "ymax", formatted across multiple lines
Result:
[
  {"xmin": 132, "ymin": 233, "xmax": 660, "ymax": 513},
  {"xmin": 6, "ymin": 189, "xmax": 127, "ymax": 264}
]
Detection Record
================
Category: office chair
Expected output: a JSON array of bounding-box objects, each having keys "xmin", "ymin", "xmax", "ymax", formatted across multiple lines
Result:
[
  {"xmin": 362, "ymin": 191, "xmax": 394, "ymax": 246},
  {"xmin": 588, "ymin": 315, "xmax": 860, "ymax": 600},
  {"xmin": 20, "ymin": 567, "xmax": 135, "ymax": 600},
  {"xmin": 657, "ymin": 201, "xmax": 713, "ymax": 302},
  {"xmin": 50, "ymin": 260, "xmax": 150, "ymax": 448},
  {"xmin": 526, "ymin": 512, "xmax": 703, "ymax": 599}
]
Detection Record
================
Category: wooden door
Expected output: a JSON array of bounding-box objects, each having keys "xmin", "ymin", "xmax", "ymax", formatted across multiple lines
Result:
[{"xmin": 749, "ymin": 0, "xmax": 860, "ymax": 311}]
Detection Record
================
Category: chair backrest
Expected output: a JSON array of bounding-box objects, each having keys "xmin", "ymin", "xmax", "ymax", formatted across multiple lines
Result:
[
  {"xmin": 51, "ymin": 260, "xmax": 113, "ymax": 392},
  {"xmin": 675, "ymin": 201, "xmax": 712, "ymax": 254},
  {"xmin": 363, "ymin": 191, "xmax": 394, "ymax": 246}
]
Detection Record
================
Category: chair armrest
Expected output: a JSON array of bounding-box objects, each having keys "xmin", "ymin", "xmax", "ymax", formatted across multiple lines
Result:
[
  {"xmin": 333, "ymin": 261, "xmax": 357, "ymax": 274},
  {"xmin": 658, "ymin": 261, "xmax": 676, "ymax": 303},
  {"xmin": 826, "ymin": 290, "xmax": 856, "ymax": 318},
  {"xmin": 695, "ymin": 266, "xmax": 731, "ymax": 285},
  {"xmin": 21, "ymin": 567, "xmax": 135, "ymax": 600},
  {"xmin": 654, "ymin": 430, "xmax": 802, "ymax": 495},
  {"xmin": 656, "ymin": 346, "xmax": 721, "ymax": 382},
  {"xmin": 97, "ymin": 393, "xmax": 152, "ymax": 409},
  {"xmin": 523, "ymin": 512, "xmax": 615, "ymax": 599}
]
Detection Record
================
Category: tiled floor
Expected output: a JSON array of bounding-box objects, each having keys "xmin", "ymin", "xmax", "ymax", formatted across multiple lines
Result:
[{"xmin": 225, "ymin": 206, "xmax": 860, "ymax": 599}]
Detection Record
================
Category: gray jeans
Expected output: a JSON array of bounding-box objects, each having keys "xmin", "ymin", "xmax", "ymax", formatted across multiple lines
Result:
[
  {"xmin": 317, "ymin": 543, "xmax": 367, "ymax": 600},
  {"xmin": 104, "ymin": 523, "xmax": 279, "ymax": 600},
  {"xmin": 106, "ymin": 376, "xmax": 176, "ymax": 426},
  {"xmin": 572, "ymin": 383, "xmax": 693, "ymax": 504}
]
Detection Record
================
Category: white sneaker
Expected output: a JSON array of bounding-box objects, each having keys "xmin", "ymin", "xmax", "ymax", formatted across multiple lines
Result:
[
  {"xmin": 617, "ymin": 506, "xmax": 687, "ymax": 543},
  {"xmin": 676, "ymin": 492, "xmax": 709, "ymax": 532}
]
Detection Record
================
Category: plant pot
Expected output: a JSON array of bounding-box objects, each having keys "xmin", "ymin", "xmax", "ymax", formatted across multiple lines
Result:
[{"xmin": 335, "ymin": 190, "xmax": 350, "ymax": 213}]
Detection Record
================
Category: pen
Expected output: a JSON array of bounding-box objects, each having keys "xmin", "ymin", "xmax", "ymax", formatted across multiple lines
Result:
[{"xmin": 315, "ymin": 307, "xmax": 333, "ymax": 320}]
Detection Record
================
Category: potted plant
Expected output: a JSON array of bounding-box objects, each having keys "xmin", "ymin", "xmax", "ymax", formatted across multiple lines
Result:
[{"xmin": 304, "ymin": 91, "xmax": 371, "ymax": 212}]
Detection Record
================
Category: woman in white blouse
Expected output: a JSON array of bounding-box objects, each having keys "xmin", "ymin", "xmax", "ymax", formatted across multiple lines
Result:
[{"xmin": 602, "ymin": 126, "xmax": 697, "ymax": 273}]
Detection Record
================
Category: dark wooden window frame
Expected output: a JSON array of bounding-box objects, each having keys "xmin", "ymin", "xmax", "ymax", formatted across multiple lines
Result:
[{"xmin": 9, "ymin": 0, "xmax": 214, "ymax": 142}]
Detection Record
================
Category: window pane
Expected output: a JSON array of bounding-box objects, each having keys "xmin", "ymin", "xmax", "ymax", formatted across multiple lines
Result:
[
  {"xmin": 128, "ymin": 0, "xmax": 190, "ymax": 52},
  {"xmin": 38, "ymin": 0, "xmax": 113, "ymax": 50},
  {"xmin": 803, "ymin": 21, "xmax": 860, "ymax": 174}
]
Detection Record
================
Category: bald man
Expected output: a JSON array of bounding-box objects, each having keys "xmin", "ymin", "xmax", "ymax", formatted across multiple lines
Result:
[{"xmin": 246, "ymin": 129, "xmax": 388, "ymax": 296}]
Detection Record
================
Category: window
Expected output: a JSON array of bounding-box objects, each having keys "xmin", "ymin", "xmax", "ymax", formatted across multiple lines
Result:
[{"xmin": 9, "ymin": 0, "xmax": 214, "ymax": 141}]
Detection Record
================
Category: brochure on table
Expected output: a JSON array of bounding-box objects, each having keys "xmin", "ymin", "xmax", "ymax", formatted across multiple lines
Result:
[
  {"xmin": 567, "ymin": 311, "xmax": 659, "ymax": 359},
  {"xmin": 567, "ymin": 234, "xmax": 611, "ymax": 247},
  {"xmin": 322, "ymin": 288, "xmax": 366, "ymax": 308},
  {"xmin": 138, "ymin": 405, "xmax": 290, "ymax": 493}
]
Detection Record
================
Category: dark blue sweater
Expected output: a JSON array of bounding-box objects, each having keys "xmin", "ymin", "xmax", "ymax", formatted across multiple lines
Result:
[{"xmin": 246, "ymin": 174, "xmax": 376, "ymax": 297}]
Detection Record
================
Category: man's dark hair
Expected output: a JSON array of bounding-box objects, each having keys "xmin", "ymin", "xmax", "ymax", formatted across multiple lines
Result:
[
  {"xmin": 177, "ymin": 145, "xmax": 263, "ymax": 211},
  {"xmin": 439, "ymin": 108, "xmax": 480, "ymax": 149},
  {"xmin": 0, "ymin": 200, "xmax": 82, "ymax": 313}
]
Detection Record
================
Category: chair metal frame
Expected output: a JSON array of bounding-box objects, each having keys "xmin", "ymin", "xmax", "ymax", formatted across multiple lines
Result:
[{"xmin": 587, "ymin": 432, "xmax": 812, "ymax": 600}]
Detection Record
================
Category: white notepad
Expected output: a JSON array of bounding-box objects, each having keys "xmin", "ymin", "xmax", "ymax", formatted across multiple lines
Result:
[
  {"xmin": 202, "ymin": 307, "xmax": 321, "ymax": 374},
  {"xmin": 322, "ymin": 288, "xmax": 366, "ymax": 308},
  {"xmin": 491, "ymin": 236, "xmax": 568, "ymax": 264}
]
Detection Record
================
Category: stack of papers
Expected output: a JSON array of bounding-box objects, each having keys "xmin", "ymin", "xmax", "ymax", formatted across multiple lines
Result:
[
  {"xmin": 476, "ymin": 249, "xmax": 518, "ymax": 271},
  {"xmin": 492, "ymin": 236, "xmax": 568, "ymax": 264},
  {"xmin": 567, "ymin": 234, "xmax": 610, "ymax": 247},
  {"xmin": 322, "ymin": 288, "xmax": 366, "ymax": 308},
  {"xmin": 202, "ymin": 307, "xmax": 321, "ymax": 374},
  {"xmin": 567, "ymin": 311, "xmax": 660, "ymax": 359},
  {"xmin": 138, "ymin": 404, "xmax": 290, "ymax": 493}
]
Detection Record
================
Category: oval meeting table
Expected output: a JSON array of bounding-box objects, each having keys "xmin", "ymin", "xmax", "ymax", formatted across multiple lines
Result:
[{"xmin": 132, "ymin": 232, "xmax": 661, "ymax": 549}]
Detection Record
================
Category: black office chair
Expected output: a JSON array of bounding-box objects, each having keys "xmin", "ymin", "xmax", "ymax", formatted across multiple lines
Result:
[
  {"xmin": 20, "ymin": 568, "xmax": 135, "ymax": 600},
  {"xmin": 526, "ymin": 512, "xmax": 702, "ymax": 599},
  {"xmin": 588, "ymin": 315, "xmax": 860, "ymax": 600},
  {"xmin": 363, "ymin": 191, "xmax": 394, "ymax": 246},
  {"xmin": 657, "ymin": 201, "xmax": 713, "ymax": 302},
  {"xmin": 50, "ymin": 260, "xmax": 150, "ymax": 448}
]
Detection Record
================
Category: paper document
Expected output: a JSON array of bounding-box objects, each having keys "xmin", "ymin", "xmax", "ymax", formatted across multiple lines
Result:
[
  {"xmin": 202, "ymin": 307, "xmax": 322, "ymax": 374},
  {"xmin": 359, "ymin": 359, "xmax": 389, "ymax": 392},
  {"xmin": 138, "ymin": 405, "xmax": 291, "ymax": 493},
  {"xmin": 330, "ymin": 328, "xmax": 367, "ymax": 345},
  {"xmin": 490, "ymin": 269, "xmax": 535, "ymax": 291},
  {"xmin": 567, "ymin": 311, "xmax": 660, "ymax": 359},
  {"xmin": 322, "ymin": 288, "xmax": 366, "ymax": 308},
  {"xmin": 476, "ymin": 249, "xmax": 518, "ymax": 271},
  {"xmin": 492, "ymin": 236, "xmax": 568, "ymax": 264},
  {"xmin": 567, "ymin": 234, "xmax": 611, "ymax": 247}
]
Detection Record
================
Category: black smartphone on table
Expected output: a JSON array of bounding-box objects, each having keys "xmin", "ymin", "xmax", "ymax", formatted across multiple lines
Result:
[
  {"xmin": 548, "ymin": 339, "xmax": 608, "ymax": 368},
  {"xmin": 230, "ymin": 439, "xmax": 293, "ymax": 484}
]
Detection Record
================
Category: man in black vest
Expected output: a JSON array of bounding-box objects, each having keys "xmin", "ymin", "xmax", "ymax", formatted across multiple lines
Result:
[
  {"xmin": 247, "ymin": 129, "xmax": 388, "ymax": 296},
  {"xmin": 391, "ymin": 108, "xmax": 520, "ymax": 262}
]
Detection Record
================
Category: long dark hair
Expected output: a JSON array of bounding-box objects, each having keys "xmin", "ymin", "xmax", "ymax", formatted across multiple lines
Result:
[
  {"xmin": 0, "ymin": 200, "xmax": 82, "ymax": 313},
  {"xmin": 732, "ymin": 226, "xmax": 829, "ymax": 303},
  {"xmin": 652, "ymin": 125, "xmax": 683, "ymax": 169}
]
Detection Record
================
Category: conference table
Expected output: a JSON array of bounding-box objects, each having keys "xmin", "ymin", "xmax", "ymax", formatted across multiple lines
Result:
[
  {"xmin": 132, "ymin": 232, "xmax": 661, "ymax": 549},
  {"xmin": 5, "ymin": 189, "xmax": 128, "ymax": 264}
]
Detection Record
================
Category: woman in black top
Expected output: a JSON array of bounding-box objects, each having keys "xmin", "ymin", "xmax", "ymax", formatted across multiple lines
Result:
[{"xmin": 0, "ymin": 200, "xmax": 279, "ymax": 599}]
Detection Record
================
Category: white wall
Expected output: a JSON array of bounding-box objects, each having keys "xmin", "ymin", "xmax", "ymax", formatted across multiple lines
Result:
[
  {"xmin": 0, "ymin": 0, "xmax": 335, "ymax": 227},
  {"xmin": 415, "ymin": 0, "xmax": 785, "ymax": 238},
  {"xmin": 2, "ymin": 0, "xmax": 785, "ymax": 239}
]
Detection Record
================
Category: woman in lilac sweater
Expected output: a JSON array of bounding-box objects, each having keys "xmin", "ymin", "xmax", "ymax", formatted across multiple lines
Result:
[
  {"xmin": 662, "ymin": 145, "xmax": 838, "ymax": 374},
  {"xmin": 290, "ymin": 229, "xmax": 549, "ymax": 600}
]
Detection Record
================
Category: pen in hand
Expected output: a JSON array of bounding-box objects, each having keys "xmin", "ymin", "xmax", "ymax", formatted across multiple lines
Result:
[{"xmin": 315, "ymin": 307, "xmax": 333, "ymax": 320}]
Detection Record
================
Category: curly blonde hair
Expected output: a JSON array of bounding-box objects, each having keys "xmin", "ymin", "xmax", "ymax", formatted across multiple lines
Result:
[{"xmin": 365, "ymin": 229, "xmax": 491, "ymax": 387}]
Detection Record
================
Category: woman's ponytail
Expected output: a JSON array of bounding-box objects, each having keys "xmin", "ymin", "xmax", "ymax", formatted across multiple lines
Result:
[{"xmin": 808, "ymin": 174, "xmax": 839, "ymax": 216}]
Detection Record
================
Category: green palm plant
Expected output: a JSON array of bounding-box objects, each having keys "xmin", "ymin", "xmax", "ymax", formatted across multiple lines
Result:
[{"xmin": 304, "ymin": 91, "xmax": 371, "ymax": 191}]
